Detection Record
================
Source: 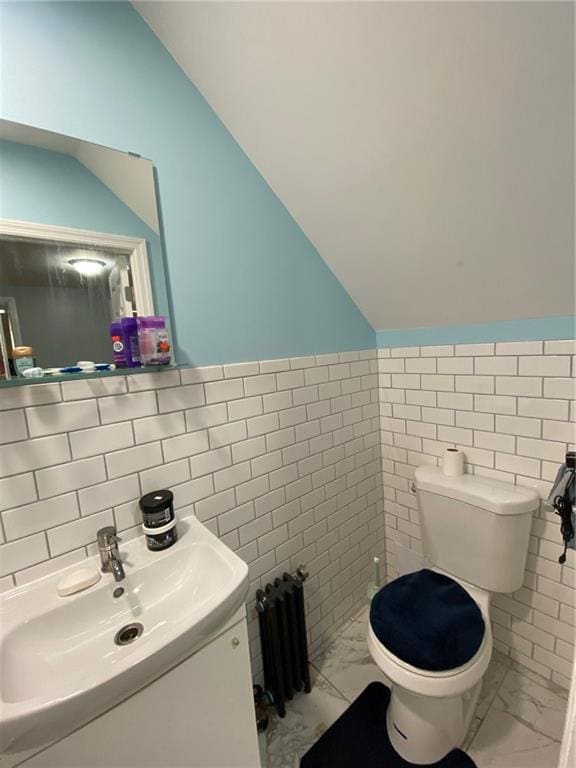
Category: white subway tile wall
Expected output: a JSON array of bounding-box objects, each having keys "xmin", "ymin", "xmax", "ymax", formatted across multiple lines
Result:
[
  {"xmin": 379, "ymin": 341, "xmax": 575, "ymax": 688},
  {"xmin": 0, "ymin": 350, "xmax": 383, "ymax": 680},
  {"xmin": 1, "ymin": 342, "xmax": 573, "ymax": 687}
]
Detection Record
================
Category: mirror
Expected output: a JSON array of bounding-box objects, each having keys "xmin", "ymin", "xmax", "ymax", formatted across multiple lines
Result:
[{"xmin": 0, "ymin": 119, "xmax": 173, "ymax": 384}]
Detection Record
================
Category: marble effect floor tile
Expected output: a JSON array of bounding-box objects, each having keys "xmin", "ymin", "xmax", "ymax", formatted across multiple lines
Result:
[
  {"xmin": 468, "ymin": 709, "xmax": 562, "ymax": 768},
  {"xmin": 264, "ymin": 668, "xmax": 348, "ymax": 768},
  {"xmin": 475, "ymin": 651, "xmax": 512, "ymax": 721},
  {"xmin": 468, "ymin": 665, "xmax": 568, "ymax": 768},
  {"xmin": 311, "ymin": 606, "xmax": 391, "ymax": 702},
  {"xmin": 462, "ymin": 651, "xmax": 512, "ymax": 750},
  {"xmin": 496, "ymin": 667, "xmax": 568, "ymax": 741}
]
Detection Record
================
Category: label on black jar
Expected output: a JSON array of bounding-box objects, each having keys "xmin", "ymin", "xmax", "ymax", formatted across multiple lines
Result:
[
  {"xmin": 143, "ymin": 508, "xmax": 172, "ymax": 528},
  {"xmin": 146, "ymin": 527, "xmax": 177, "ymax": 551}
]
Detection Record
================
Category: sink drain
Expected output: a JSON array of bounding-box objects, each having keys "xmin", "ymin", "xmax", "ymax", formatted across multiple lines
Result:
[{"xmin": 114, "ymin": 622, "xmax": 143, "ymax": 646}]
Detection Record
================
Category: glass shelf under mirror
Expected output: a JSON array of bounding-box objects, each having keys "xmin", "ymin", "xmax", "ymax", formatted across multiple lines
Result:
[{"xmin": 0, "ymin": 364, "xmax": 185, "ymax": 388}]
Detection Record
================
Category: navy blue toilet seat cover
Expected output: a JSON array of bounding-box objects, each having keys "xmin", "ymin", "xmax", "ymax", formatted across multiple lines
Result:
[{"xmin": 370, "ymin": 569, "xmax": 485, "ymax": 672}]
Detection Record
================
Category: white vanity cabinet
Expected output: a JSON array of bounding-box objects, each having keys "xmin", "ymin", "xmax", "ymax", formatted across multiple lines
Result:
[{"xmin": 13, "ymin": 610, "xmax": 261, "ymax": 768}]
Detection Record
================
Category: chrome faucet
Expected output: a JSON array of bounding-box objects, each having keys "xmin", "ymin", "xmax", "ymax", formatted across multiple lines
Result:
[{"xmin": 97, "ymin": 526, "xmax": 125, "ymax": 582}]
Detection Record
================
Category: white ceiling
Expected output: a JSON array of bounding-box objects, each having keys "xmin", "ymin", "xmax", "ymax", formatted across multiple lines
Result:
[{"xmin": 135, "ymin": 1, "xmax": 574, "ymax": 331}]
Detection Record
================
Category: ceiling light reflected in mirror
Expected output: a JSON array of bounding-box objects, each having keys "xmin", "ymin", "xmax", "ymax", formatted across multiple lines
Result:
[{"xmin": 68, "ymin": 258, "xmax": 108, "ymax": 277}]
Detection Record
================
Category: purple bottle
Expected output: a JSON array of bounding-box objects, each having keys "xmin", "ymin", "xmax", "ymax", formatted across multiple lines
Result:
[{"xmin": 109, "ymin": 318, "xmax": 141, "ymax": 368}]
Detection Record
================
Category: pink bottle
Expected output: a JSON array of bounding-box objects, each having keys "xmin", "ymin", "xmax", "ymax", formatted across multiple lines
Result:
[{"xmin": 137, "ymin": 316, "xmax": 171, "ymax": 366}]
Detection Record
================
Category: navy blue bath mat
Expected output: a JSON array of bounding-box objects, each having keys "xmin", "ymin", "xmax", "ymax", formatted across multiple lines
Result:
[{"xmin": 300, "ymin": 683, "xmax": 476, "ymax": 768}]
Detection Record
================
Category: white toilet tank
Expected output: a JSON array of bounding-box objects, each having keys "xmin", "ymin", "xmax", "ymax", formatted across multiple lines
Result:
[{"xmin": 414, "ymin": 467, "xmax": 539, "ymax": 594}]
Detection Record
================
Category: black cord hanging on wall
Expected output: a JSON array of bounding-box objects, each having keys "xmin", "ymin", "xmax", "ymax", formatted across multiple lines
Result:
[{"xmin": 550, "ymin": 452, "xmax": 575, "ymax": 564}]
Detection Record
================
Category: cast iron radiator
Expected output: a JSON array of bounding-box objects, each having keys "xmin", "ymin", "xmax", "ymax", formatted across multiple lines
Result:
[{"xmin": 256, "ymin": 572, "xmax": 311, "ymax": 717}]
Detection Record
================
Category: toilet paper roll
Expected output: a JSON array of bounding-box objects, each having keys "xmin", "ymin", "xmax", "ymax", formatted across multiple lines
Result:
[{"xmin": 442, "ymin": 448, "xmax": 465, "ymax": 477}]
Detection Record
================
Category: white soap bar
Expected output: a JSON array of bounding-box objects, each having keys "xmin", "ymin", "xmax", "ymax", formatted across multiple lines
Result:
[{"xmin": 57, "ymin": 567, "xmax": 101, "ymax": 597}]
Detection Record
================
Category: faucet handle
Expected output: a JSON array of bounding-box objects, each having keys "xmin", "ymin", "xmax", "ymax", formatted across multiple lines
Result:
[{"xmin": 97, "ymin": 526, "xmax": 119, "ymax": 547}]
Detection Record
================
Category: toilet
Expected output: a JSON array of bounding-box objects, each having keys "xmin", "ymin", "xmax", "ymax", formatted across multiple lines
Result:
[{"xmin": 368, "ymin": 466, "xmax": 539, "ymax": 764}]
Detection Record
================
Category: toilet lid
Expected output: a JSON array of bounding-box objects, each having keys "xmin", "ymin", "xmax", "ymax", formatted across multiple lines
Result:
[{"xmin": 369, "ymin": 569, "xmax": 485, "ymax": 672}]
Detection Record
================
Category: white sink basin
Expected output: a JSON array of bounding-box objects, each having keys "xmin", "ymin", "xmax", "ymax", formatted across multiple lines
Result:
[{"xmin": 0, "ymin": 515, "xmax": 249, "ymax": 756}]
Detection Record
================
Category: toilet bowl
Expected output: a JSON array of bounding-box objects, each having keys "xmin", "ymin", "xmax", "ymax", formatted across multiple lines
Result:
[
  {"xmin": 368, "ymin": 466, "xmax": 539, "ymax": 764},
  {"xmin": 368, "ymin": 571, "xmax": 492, "ymax": 763}
]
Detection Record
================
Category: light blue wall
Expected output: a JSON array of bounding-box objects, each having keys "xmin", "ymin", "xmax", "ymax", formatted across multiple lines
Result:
[
  {"xmin": 0, "ymin": 139, "xmax": 169, "ymax": 319},
  {"xmin": 0, "ymin": 1, "xmax": 374, "ymax": 365},
  {"xmin": 377, "ymin": 316, "xmax": 576, "ymax": 348}
]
